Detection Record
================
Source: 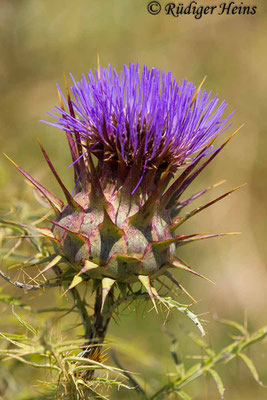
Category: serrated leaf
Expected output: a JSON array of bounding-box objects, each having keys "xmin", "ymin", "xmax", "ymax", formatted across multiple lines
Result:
[
  {"xmin": 238, "ymin": 352, "xmax": 263, "ymax": 386},
  {"xmin": 208, "ymin": 368, "xmax": 225, "ymax": 398}
]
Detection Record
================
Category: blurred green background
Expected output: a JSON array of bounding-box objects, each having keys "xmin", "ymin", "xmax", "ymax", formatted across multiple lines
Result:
[{"xmin": 0, "ymin": 0, "xmax": 267, "ymax": 399}]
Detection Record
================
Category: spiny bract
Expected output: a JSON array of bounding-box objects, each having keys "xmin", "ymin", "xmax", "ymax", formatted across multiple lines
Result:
[{"xmin": 9, "ymin": 63, "xmax": 240, "ymax": 306}]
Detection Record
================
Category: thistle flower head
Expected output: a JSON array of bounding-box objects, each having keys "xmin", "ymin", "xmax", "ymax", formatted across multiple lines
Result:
[
  {"xmin": 48, "ymin": 63, "xmax": 233, "ymax": 194},
  {"xmin": 9, "ymin": 63, "xmax": 239, "ymax": 308}
]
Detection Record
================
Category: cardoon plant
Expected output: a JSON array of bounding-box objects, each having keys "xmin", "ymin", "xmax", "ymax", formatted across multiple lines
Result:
[{"xmin": 3, "ymin": 63, "xmax": 265, "ymax": 399}]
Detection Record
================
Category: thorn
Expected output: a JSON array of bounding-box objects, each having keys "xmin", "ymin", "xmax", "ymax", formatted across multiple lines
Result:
[
  {"xmin": 170, "ymin": 183, "xmax": 247, "ymax": 230},
  {"xmin": 176, "ymin": 232, "xmax": 242, "ymax": 247},
  {"xmin": 62, "ymin": 274, "xmax": 83, "ymax": 296},
  {"xmin": 57, "ymin": 87, "xmax": 65, "ymax": 111},
  {"xmin": 30, "ymin": 255, "xmax": 62, "ymax": 281},
  {"xmin": 48, "ymin": 219, "xmax": 88, "ymax": 243},
  {"xmin": 152, "ymin": 233, "xmax": 205, "ymax": 252},
  {"xmin": 61, "ymin": 260, "xmax": 98, "ymax": 296},
  {"xmin": 138, "ymin": 275, "xmax": 158, "ymax": 313},
  {"xmin": 165, "ymin": 271, "xmax": 197, "ymax": 303},
  {"xmin": 174, "ymin": 179, "xmax": 226, "ymax": 214},
  {"xmin": 62, "ymin": 260, "xmax": 99, "ymax": 296},
  {"xmin": 64, "ymin": 74, "xmax": 89, "ymax": 186},
  {"xmin": 82, "ymin": 260, "xmax": 99, "ymax": 273},
  {"xmin": 161, "ymin": 124, "xmax": 243, "ymax": 211},
  {"xmin": 3, "ymin": 152, "xmax": 19, "ymax": 168},
  {"xmin": 191, "ymin": 75, "xmax": 207, "ymax": 106},
  {"xmin": 171, "ymin": 259, "xmax": 215, "ymax": 284},
  {"xmin": 3, "ymin": 153, "xmax": 63, "ymax": 214},
  {"xmin": 37, "ymin": 137, "xmax": 84, "ymax": 211},
  {"xmin": 97, "ymin": 53, "xmax": 101, "ymax": 80},
  {"xmin": 214, "ymin": 180, "xmax": 226, "ymax": 188},
  {"xmin": 101, "ymin": 277, "xmax": 115, "ymax": 312},
  {"xmin": 227, "ymin": 124, "xmax": 244, "ymax": 142}
]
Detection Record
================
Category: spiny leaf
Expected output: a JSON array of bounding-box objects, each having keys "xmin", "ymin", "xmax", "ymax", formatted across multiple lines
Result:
[
  {"xmin": 170, "ymin": 184, "xmax": 246, "ymax": 230},
  {"xmin": 174, "ymin": 390, "xmax": 192, "ymax": 400},
  {"xmin": 37, "ymin": 137, "xmax": 83, "ymax": 211},
  {"xmin": 159, "ymin": 130, "xmax": 225, "ymax": 211},
  {"xmin": 162, "ymin": 126, "xmax": 243, "ymax": 209},
  {"xmin": 215, "ymin": 317, "xmax": 247, "ymax": 335},
  {"xmin": 4, "ymin": 154, "xmax": 63, "ymax": 214},
  {"xmin": 35, "ymin": 227, "xmax": 58, "ymax": 242},
  {"xmin": 238, "ymin": 352, "xmax": 264, "ymax": 386},
  {"xmin": 151, "ymin": 233, "xmax": 202, "ymax": 252},
  {"xmin": 239, "ymin": 326, "xmax": 267, "ymax": 351},
  {"xmin": 158, "ymin": 296, "xmax": 205, "ymax": 336},
  {"xmin": 57, "ymin": 86, "xmax": 80, "ymax": 182},
  {"xmin": 208, "ymin": 368, "xmax": 225, "ymax": 398},
  {"xmin": 63, "ymin": 75, "xmax": 89, "ymax": 187},
  {"xmin": 12, "ymin": 307, "xmax": 37, "ymax": 335},
  {"xmin": 174, "ymin": 179, "xmax": 226, "ymax": 215},
  {"xmin": 176, "ymin": 232, "xmax": 241, "ymax": 247}
]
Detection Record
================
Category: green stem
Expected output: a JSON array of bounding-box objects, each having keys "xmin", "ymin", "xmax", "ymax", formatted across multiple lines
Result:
[{"xmin": 150, "ymin": 326, "xmax": 267, "ymax": 400}]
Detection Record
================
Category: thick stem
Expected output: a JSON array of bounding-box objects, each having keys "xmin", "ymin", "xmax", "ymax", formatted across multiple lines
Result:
[
  {"xmin": 89, "ymin": 285, "xmax": 114, "ymax": 345},
  {"xmin": 72, "ymin": 285, "xmax": 114, "ymax": 380}
]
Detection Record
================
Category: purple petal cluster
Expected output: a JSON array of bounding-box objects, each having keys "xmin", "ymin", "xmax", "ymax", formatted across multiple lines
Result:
[{"xmin": 47, "ymin": 63, "xmax": 233, "ymax": 173}]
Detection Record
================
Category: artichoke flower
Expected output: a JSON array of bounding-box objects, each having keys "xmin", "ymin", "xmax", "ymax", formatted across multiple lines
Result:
[{"xmin": 7, "ymin": 63, "xmax": 240, "ymax": 309}]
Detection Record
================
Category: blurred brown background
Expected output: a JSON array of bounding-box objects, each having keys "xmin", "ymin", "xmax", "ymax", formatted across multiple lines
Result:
[{"xmin": 0, "ymin": 0, "xmax": 266, "ymax": 399}]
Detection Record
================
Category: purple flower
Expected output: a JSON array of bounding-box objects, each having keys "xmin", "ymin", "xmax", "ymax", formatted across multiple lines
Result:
[
  {"xmin": 7, "ymin": 63, "xmax": 241, "ymax": 308},
  {"xmin": 46, "ymin": 63, "xmax": 233, "ymax": 193}
]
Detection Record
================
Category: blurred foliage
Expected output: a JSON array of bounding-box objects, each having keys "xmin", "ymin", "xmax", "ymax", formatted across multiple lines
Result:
[
  {"xmin": 0, "ymin": 281, "xmax": 266, "ymax": 399},
  {"xmin": 1, "ymin": 0, "xmax": 267, "ymax": 399}
]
